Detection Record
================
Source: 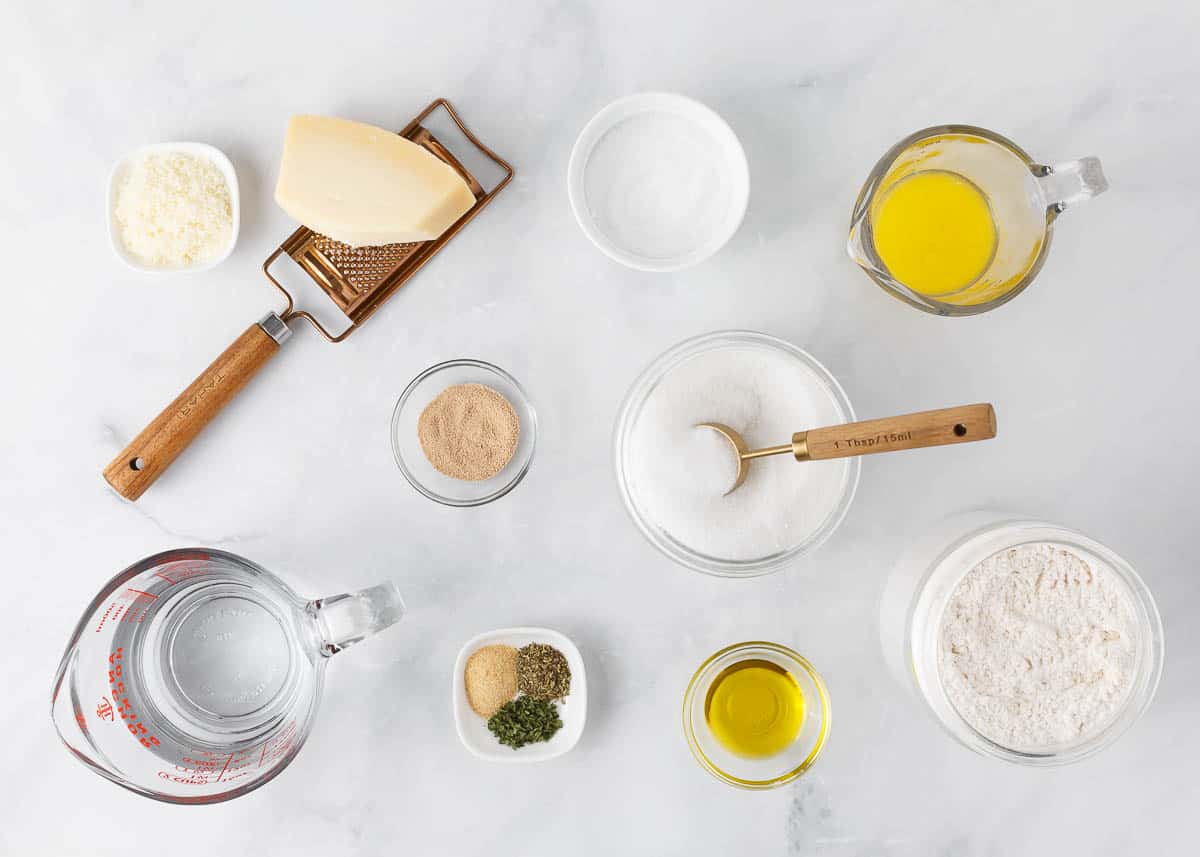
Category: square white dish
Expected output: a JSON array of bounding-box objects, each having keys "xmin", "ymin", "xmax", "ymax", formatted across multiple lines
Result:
[
  {"xmin": 107, "ymin": 141, "xmax": 240, "ymax": 273},
  {"xmin": 452, "ymin": 627, "xmax": 586, "ymax": 762}
]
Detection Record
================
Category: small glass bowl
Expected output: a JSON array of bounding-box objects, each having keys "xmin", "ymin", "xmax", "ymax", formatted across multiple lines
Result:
[
  {"xmin": 902, "ymin": 517, "xmax": 1164, "ymax": 766},
  {"xmin": 391, "ymin": 360, "xmax": 536, "ymax": 507},
  {"xmin": 614, "ymin": 330, "xmax": 859, "ymax": 577},
  {"xmin": 683, "ymin": 641, "xmax": 831, "ymax": 789}
]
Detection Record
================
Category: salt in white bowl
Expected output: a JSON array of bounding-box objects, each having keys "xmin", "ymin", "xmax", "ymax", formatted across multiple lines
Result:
[{"xmin": 568, "ymin": 92, "xmax": 749, "ymax": 272}]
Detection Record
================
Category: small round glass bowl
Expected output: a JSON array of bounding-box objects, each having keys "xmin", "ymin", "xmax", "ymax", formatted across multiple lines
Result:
[
  {"xmin": 903, "ymin": 517, "xmax": 1164, "ymax": 766},
  {"xmin": 391, "ymin": 360, "xmax": 536, "ymax": 507},
  {"xmin": 614, "ymin": 330, "xmax": 859, "ymax": 577},
  {"xmin": 683, "ymin": 642, "xmax": 831, "ymax": 789}
]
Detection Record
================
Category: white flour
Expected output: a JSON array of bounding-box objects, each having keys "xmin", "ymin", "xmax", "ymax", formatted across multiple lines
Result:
[
  {"xmin": 938, "ymin": 542, "xmax": 1138, "ymax": 750},
  {"xmin": 627, "ymin": 346, "xmax": 850, "ymax": 560}
]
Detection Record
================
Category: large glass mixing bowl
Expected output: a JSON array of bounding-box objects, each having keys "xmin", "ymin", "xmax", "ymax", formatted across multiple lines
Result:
[
  {"xmin": 883, "ymin": 514, "xmax": 1165, "ymax": 766},
  {"xmin": 613, "ymin": 330, "xmax": 859, "ymax": 577}
]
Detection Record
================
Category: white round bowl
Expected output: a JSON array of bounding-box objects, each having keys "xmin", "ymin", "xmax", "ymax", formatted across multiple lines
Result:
[{"xmin": 567, "ymin": 92, "xmax": 749, "ymax": 272}]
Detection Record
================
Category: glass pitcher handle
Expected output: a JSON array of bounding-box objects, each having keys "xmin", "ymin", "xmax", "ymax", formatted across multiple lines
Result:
[
  {"xmin": 308, "ymin": 582, "xmax": 406, "ymax": 656},
  {"xmin": 1033, "ymin": 156, "xmax": 1109, "ymax": 214}
]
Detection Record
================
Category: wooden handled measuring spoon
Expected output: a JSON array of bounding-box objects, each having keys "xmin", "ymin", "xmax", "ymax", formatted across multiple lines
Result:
[{"xmin": 698, "ymin": 403, "xmax": 996, "ymax": 495}]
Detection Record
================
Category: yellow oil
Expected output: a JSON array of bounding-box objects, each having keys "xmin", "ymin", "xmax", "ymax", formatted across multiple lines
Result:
[
  {"xmin": 870, "ymin": 169, "xmax": 998, "ymax": 298},
  {"xmin": 704, "ymin": 659, "xmax": 804, "ymax": 758}
]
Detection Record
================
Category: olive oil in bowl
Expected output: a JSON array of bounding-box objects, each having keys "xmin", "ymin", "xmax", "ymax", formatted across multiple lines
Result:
[
  {"xmin": 704, "ymin": 659, "xmax": 805, "ymax": 758},
  {"xmin": 683, "ymin": 641, "xmax": 830, "ymax": 789}
]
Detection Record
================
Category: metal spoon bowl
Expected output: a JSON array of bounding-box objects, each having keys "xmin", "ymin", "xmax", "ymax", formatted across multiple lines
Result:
[{"xmin": 697, "ymin": 403, "xmax": 997, "ymax": 496}]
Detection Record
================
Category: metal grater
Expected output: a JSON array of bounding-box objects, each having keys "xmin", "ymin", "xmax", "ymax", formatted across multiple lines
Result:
[
  {"xmin": 104, "ymin": 98, "xmax": 513, "ymax": 500},
  {"xmin": 263, "ymin": 99, "xmax": 511, "ymax": 341}
]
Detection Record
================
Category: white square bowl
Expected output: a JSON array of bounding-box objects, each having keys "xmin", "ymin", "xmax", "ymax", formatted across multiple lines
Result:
[
  {"xmin": 107, "ymin": 141, "xmax": 240, "ymax": 273},
  {"xmin": 452, "ymin": 627, "xmax": 586, "ymax": 762}
]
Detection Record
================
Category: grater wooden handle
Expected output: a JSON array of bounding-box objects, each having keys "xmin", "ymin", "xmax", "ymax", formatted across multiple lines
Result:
[
  {"xmin": 103, "ymin": 315, "xmax": 290, "ymax": 501},
  {"xmin": 798, "ymin": 404, "xmax": 996, "ymax": 461}
]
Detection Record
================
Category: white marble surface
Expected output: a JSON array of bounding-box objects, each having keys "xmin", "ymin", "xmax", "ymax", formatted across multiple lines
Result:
[{"xmin": 4, "ymin": 0, "xmax": 1199, "ymax": 853}]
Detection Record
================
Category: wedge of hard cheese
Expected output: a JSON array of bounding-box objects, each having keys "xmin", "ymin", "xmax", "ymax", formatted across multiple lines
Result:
[{"xmin": 274, "ymin": 115, "xmax": 476, "ymax": 247}]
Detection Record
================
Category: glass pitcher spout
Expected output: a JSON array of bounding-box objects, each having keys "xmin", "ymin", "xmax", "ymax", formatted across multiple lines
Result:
[
  {"xmin": 308, "ymin": 582, "xmax": 406, "ymax": 656},
  {"xmin": 846, "ymin": 217, "xmax": 882, "ymax": 278}
]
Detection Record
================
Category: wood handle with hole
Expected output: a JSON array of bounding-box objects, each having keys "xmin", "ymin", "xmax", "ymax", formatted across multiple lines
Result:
[
  {"xmin": 796, "ymin": 403, "xmax": 996, "ymax": 461},
  {"xmin": 103, "ymin": 320, "xmax": 285, "ymax": 501}
]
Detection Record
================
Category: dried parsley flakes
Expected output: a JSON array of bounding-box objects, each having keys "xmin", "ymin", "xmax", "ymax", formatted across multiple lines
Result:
[{"xmin": 487, "ymin": 695, "xmax": 562, "ymax": 749}]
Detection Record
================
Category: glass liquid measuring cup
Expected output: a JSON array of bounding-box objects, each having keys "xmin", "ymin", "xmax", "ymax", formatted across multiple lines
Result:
[
  {"xmin": 847, "ymin": 125, "xmax": 1108, "ymax": 315},
  {"xmin": 51, "ymin": 548, "xmax": 405, "ymax": 804}
]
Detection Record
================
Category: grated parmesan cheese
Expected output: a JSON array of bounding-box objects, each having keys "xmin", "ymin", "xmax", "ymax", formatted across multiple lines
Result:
[{"xmin": 114, "ymin": 151, "xmax": 233, "ymax": 268}]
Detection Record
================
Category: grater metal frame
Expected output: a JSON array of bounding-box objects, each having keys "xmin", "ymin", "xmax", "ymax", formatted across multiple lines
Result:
[{"xmin": 261, "ymin": 98, "xmax": 514, "ymax": 342}]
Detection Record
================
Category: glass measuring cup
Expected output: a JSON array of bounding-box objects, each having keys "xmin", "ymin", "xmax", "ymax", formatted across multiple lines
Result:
[
  {"xmin": 51, "ymin": 548, "xmax": 405, "ymax": 804},
  {"xmin": 847, "ymin": 125, "xmax": 1108, "ymax": 315}
]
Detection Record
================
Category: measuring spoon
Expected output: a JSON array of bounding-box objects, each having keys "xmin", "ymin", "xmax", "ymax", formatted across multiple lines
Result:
[{"xmin": 698, "ymin": 403, "xmax": 996, "ymax": 495}]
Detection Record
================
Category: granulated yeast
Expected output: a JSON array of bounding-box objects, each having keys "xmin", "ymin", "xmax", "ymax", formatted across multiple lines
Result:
[
  {"xmin": 418, "ymin": 383, "xmax": 519, "ymax": 481},
  {"xmin": 464, "ymin": 644, "xmax": 518, "ymax": 717}
]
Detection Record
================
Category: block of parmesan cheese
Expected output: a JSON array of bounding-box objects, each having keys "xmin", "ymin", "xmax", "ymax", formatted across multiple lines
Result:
[{"xmin": 274, "ymin": 115, "xmax": 476, "ymax": 247}]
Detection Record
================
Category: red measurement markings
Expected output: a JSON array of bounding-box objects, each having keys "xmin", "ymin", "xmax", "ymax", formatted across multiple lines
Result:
[
  {"xmin": 107, "ymin": 647, "xmax": 162, "ymax": 750},
  {"xmin": 154, "ymin": 564, "xmax": 206, "ymax": 586},
  {"xmin": 94, "ymin": 584, "xmax": 162, "ymax": 633},
  {"xmin": 96, "ymin": 602, "xmax": 128, "ymax": 632},
  {"xmin": 164, "ymin": 747, "xmax": 257, "ymax": 787},
  {"xmin": 215, "ymin": 753, "xmax": 234, "ymax": 783},
  {"xmin": 120, "ymin": 607, "xmax": 150, "ymax": 625},
  {"xmin": 94, "ymin": 602, "xmax": 117, "ymax": 633},
  {"xmin": 257, "ymin": 721, "xmax": 299, "ymax": 769}
]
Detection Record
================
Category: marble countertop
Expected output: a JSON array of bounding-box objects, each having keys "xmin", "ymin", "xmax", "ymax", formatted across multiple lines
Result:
[{"xmin": 4, "ymin": 0, "xmax": 1198, "ymax": 853}]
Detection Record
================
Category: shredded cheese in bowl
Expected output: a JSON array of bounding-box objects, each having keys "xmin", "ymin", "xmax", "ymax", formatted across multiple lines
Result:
[{"xmin": 113, "ymin": 150, "xmax": 234, "ymax": 269}]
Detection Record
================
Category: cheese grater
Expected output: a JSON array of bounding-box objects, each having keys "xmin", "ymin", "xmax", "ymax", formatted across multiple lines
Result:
[{"xmin": 104, "ymin": 99, "xmax": 514, "ymax": 501}]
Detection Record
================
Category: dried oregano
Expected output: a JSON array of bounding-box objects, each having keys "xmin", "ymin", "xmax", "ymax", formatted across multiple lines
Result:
[
  {"xmin": 517, "ymin": 643, "xmax": 571, "ymax": 700},
  {"xmin": 487, "ymin": 695, "xmax": 562, "ymax": 749}
]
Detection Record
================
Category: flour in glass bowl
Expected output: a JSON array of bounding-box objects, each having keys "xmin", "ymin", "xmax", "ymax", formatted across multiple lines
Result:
[
  {"xmin": 938, "ymin": 542, "xmax": 1139, "ymax": 750},
  {"xmin": 627, "ymin": 346, "xmax": 851, "ymax": 561}
]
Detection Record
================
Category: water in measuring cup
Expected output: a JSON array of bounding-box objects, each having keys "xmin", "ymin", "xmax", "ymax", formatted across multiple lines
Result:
[
  {"xmin": 54, "ymin": 560, "xmax": 319, "ymax": 796},
  {"xmin": 161, "ymin": 592, "xmax": 295, "ymax": 719},
  {"xmin": 54, "ymin": 548, "xmax": 405, "ymax": 802},
  {"xmin": 136, "ymin": 577, "xmax": 315, "ymax": 745}
]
